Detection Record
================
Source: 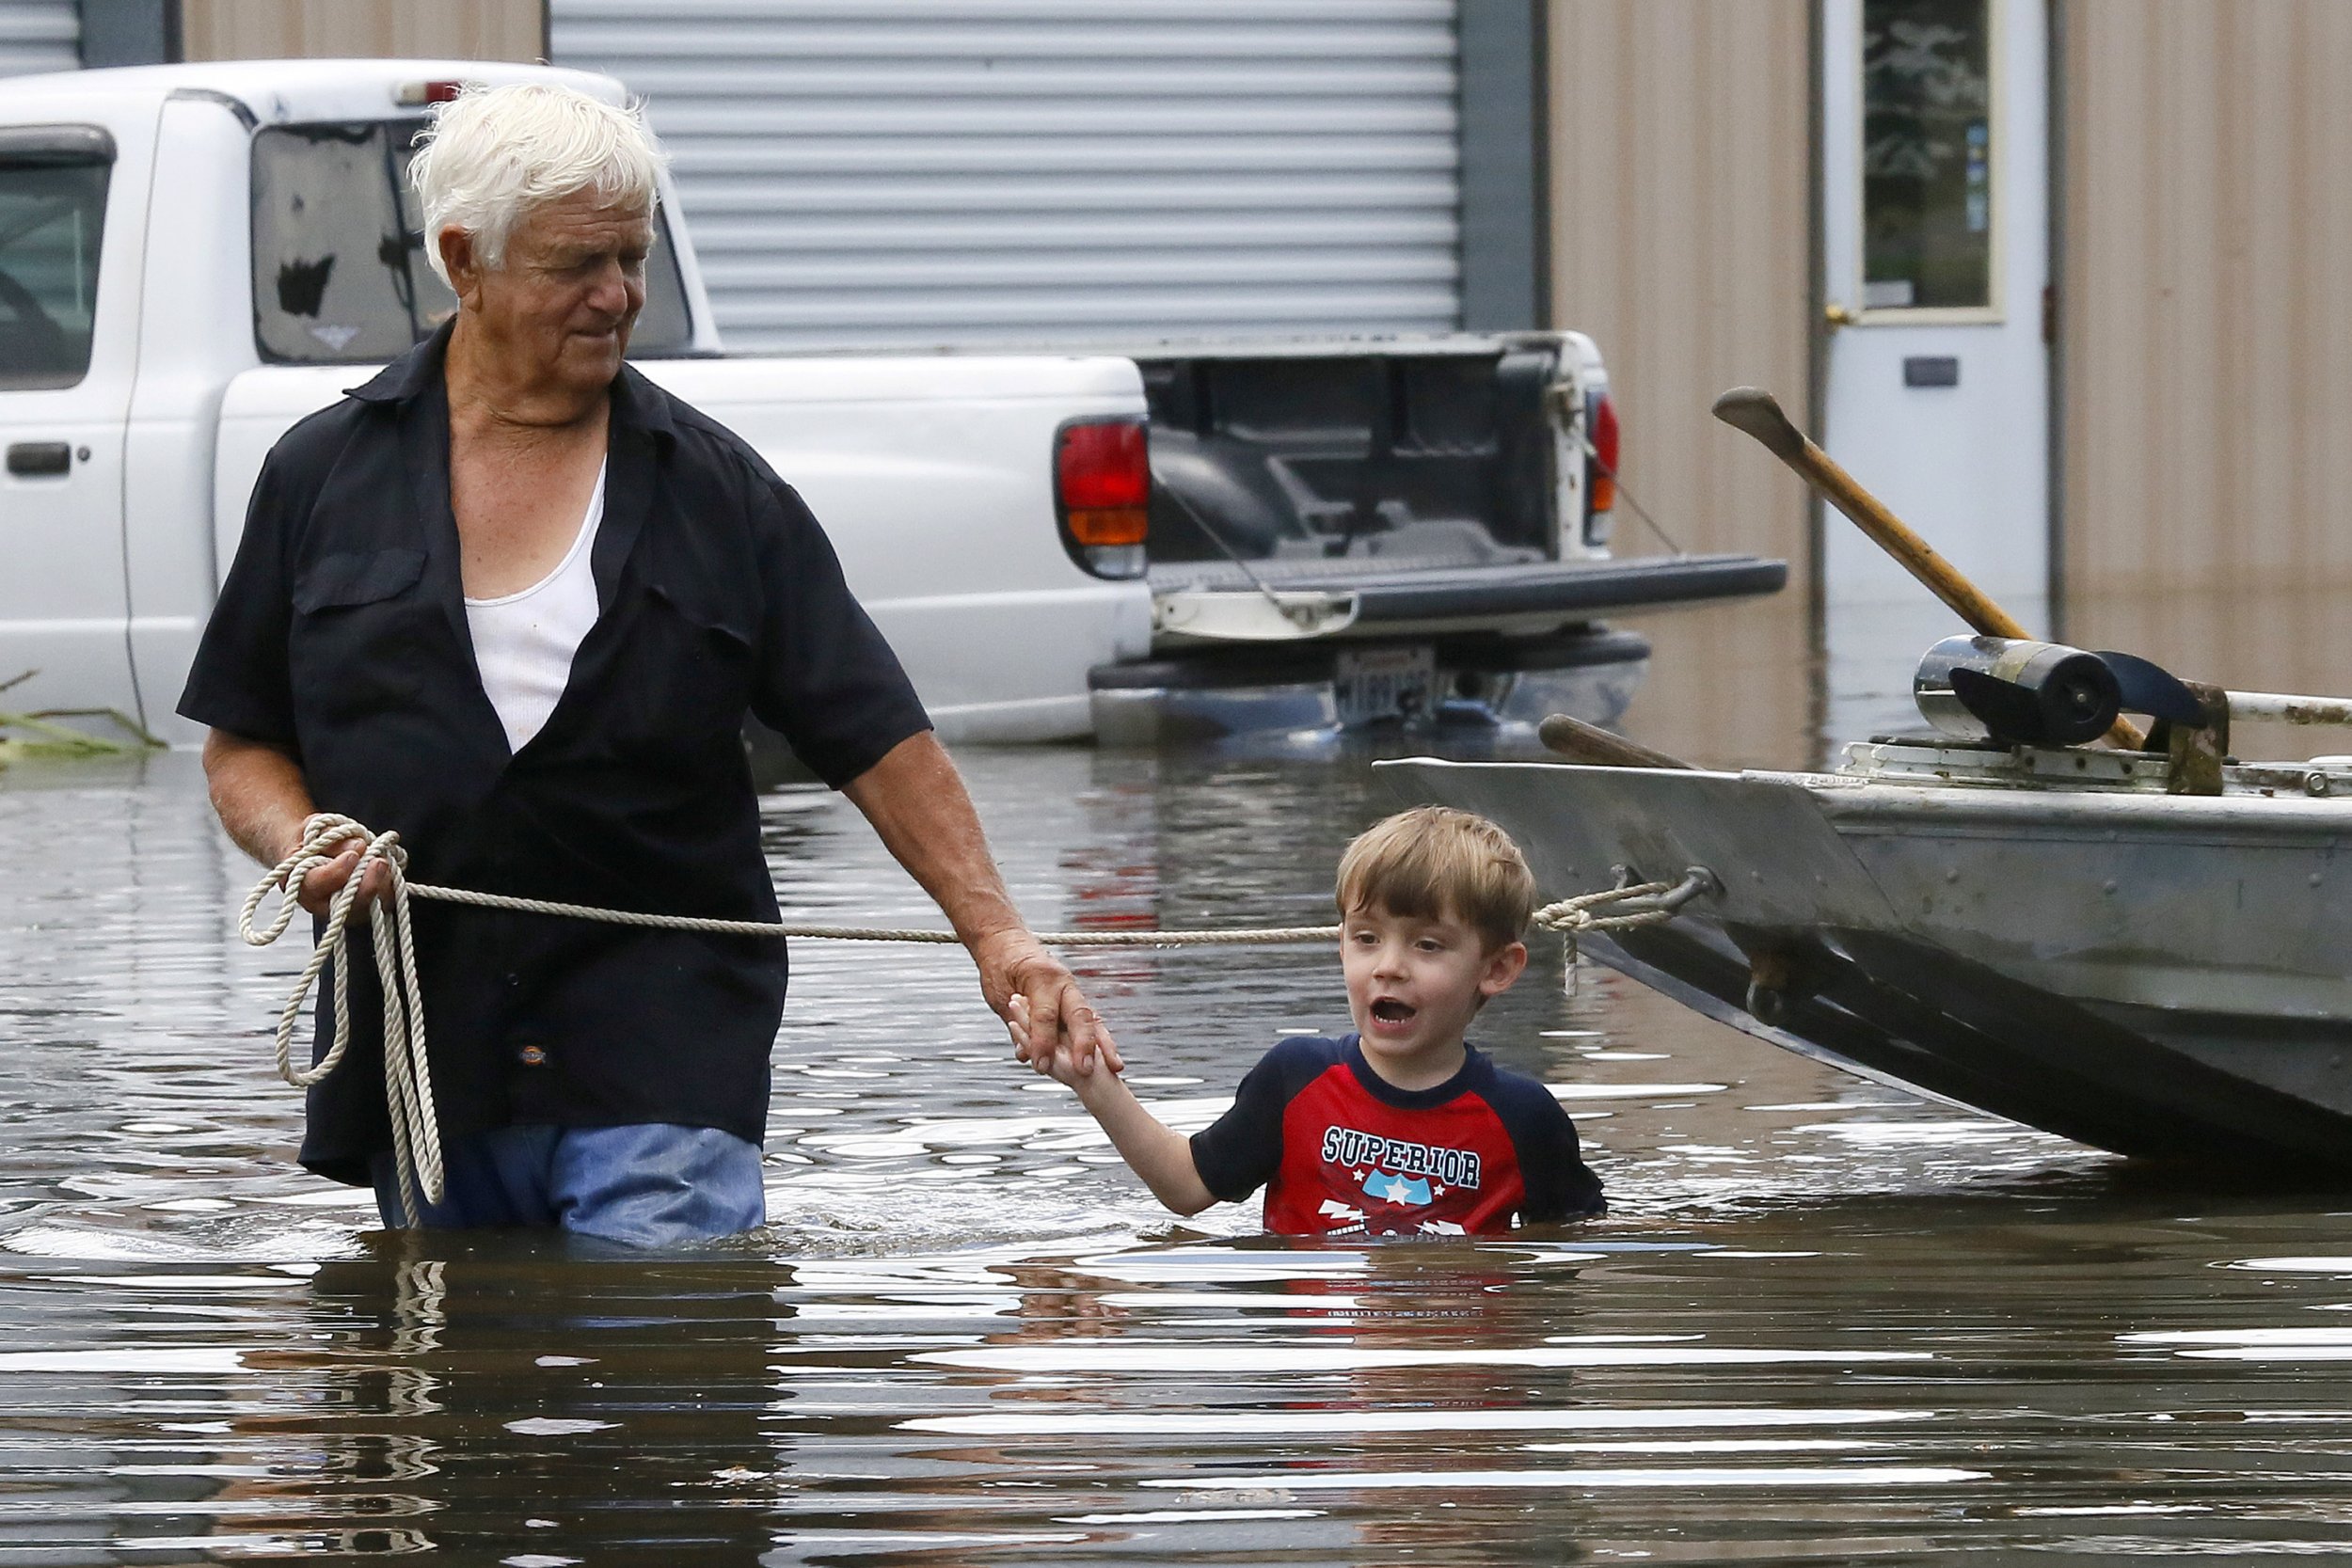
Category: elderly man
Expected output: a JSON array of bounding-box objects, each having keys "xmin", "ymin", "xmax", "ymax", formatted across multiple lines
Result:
[{"xmin": 181, "ymin": 83, "xmax": 1113, "ymax": 1245}]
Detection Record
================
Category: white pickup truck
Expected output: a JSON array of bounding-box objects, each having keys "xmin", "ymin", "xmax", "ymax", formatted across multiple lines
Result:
[{"xmin": 0, "ymin": 58, "xmax": 1784, "ymax": 749}]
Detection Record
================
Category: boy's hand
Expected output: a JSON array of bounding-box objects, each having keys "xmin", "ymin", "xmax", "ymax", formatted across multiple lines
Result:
[{"xmin": 1034, "ymin": 1042, "xmax": 1089, "ymax": 1091}]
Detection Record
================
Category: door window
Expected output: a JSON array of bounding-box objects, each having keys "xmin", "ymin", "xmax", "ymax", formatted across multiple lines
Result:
[
  {"xmin": 1860, "ymin": 0, "xmax": 1996, "ymax": 317},
  {"xmin": 0, "ymin": 128, "xmax": 112, "ymax": 390}
]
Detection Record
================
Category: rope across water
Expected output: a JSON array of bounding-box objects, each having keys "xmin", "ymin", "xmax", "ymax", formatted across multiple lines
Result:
[{"xmin": 240, "ymin": 814, "xmax": 1711, "ymax": 1222}]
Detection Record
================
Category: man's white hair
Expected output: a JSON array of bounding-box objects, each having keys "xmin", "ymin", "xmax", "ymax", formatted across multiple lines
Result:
[{"xmin": 409, "ymin": 82, "xmax": 668, "ymax": 286}]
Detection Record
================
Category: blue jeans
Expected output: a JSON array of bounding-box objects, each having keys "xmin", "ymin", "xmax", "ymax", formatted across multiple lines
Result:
[{"xmin": 371, "ymin": 1123, "xmax": 767, "ymax": 1247}]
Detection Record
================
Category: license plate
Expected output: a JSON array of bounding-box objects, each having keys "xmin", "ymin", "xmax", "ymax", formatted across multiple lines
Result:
[{"xmin": 1334, "ymin": 645, "xmax": 1436, "ymax": 726}]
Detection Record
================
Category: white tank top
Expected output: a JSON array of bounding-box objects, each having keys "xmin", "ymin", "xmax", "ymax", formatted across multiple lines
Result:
[{"xmin": 465, "ymin": 462, "xmax": 606, "ymax": 752}]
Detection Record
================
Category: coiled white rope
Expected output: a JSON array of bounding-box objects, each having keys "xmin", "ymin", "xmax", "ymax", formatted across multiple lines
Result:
[
  {"xmin": 240, "ymin": 816, "xmax": 441, "ymax": 1227},
  {"xmin": 240, "ymin": 815, "xmax": 1712, "ymax": 1224}
]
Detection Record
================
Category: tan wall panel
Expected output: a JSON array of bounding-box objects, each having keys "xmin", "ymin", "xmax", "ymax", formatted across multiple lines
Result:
[
  {"xmin": 1549, "ymin": 0, "xmax": 1818, "ymax": 768},
  {"xmin": 2061, "ymin": 0, "xmax": 2352, "ymax": 696},
  {"xmin": 181, "ymin": 0, "xmax": 544, "ymax": 62}
]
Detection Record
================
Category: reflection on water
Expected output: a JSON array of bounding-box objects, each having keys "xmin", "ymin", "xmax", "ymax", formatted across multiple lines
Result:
[{"xmin": 11, "ymin": 586, "xmax": 2352, "ymax": 1560}]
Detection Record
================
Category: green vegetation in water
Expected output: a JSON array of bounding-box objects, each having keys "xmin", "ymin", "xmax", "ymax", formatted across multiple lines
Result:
[{"xmin": 0, "ymin": 672, "xmax": 165, "ymax": 768}]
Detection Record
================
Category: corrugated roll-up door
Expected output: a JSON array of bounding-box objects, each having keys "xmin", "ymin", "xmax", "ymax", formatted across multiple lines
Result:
[
  {"xmin": 0, "ymin": 0, "xmax": 78, "ymax": 78},
  {"xmin": 550, "ymin": 0, "xmax": 1463, "ymax": 351}
]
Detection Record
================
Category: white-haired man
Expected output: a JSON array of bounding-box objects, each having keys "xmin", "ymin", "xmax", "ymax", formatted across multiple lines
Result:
[{"xmin": 181, "ymin": 83, "xmax": 1116, "ymax": 1245}]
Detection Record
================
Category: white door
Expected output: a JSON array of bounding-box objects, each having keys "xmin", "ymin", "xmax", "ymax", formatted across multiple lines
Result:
[
  {"xmin": 1820, "ymin": 0, "xmax": 2049, "ymax": 740},
  {"xmin": 0, "ymin": 109, "xmax": 148, "ymax": 722}
]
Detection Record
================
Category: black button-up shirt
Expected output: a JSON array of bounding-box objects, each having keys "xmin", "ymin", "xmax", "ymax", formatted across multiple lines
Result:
[{"xmin": 181, "ymin": 325, "xmax": 930, "ymax": 1183}]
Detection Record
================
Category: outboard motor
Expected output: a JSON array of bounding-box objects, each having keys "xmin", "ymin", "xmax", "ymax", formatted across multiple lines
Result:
[
  {"xmin": 1915, "ymin": 637, "xmax": 2122, "ymax": 746},
  {"xmin": 1915, "ymin": 636, "xmax": 2205, "ymax": 747}
]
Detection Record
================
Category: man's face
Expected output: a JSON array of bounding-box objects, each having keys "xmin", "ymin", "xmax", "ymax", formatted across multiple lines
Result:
[{"xmin": 460, "ymin": 186, "xmax": 650, "ymax": 398}]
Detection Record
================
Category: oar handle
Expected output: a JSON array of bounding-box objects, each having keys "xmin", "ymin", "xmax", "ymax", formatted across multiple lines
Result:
[
  {"xmin": 1712, "ymin": 388, "xmax": 2144, "ymax": 750},
  {"xmin": 1537, "ymin": 713, "xmax": 1694, "ymax": 769}
]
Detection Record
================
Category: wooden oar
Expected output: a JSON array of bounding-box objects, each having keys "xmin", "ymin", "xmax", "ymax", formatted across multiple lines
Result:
[{"xmin": 1710, "ymin": 387, "xmax": 2145, "ymax": 751}]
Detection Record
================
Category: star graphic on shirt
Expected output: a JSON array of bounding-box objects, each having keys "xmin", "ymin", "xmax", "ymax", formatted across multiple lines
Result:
[{"xmin": 1362, "ymin": 1171, "xmax": 1433, "ymax": 1207}]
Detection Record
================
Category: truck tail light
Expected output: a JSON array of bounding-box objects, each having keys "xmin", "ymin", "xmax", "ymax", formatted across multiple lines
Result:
[
  {"xmin": 1586, "ymin": 390, "xmax": 1620, "ymax": 518},
  {"xmin": 1056, "ymin": 418, "xmax": 1150, "ymax": 578},
  {"xmin": 395, "ymin": 80, "xmax": 469, "ymax": 106}
]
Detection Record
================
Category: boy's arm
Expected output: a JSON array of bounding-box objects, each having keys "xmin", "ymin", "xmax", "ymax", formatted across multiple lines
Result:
[
  {"xmin": 1066, "ymin": 1062, "xmax": 1217, "ymax": 1217},
  {"xmin": 1010, "ymin": 997, "xmax": 1216, "ymax": 1216}
]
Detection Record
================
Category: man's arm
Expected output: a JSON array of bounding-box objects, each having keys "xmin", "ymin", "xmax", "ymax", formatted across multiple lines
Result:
[
  {"xmin": 201, "ymin": 729, "xmax": 386, "ymax": 915},
  {"xmin": 1017, "ymin": 1000, "xmax": 1215, "ymax": 1215},
  {"xmin": 840, "ymin": 731, "xmax": 1120, "ymax": 1075}
]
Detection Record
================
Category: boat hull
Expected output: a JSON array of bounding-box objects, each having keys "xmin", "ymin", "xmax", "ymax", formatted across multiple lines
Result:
[{"xmin": 1384, "ymin": 759, "xmax": 2352, "ymax": 1173}]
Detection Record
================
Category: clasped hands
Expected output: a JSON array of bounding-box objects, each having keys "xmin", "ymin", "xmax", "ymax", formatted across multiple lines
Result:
[{"xmin": 974, "ymin": 928, "xmax": 1122, "ymax": 1084}]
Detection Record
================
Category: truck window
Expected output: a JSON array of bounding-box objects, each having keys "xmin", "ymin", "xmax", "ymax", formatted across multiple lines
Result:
[
  {"xmin": 251, "ymin": 120, "xmax": 692, "ymax": 365},
  {"xmin": 0, "ymin": 127, "xmax": 112, "ymax": 390}
]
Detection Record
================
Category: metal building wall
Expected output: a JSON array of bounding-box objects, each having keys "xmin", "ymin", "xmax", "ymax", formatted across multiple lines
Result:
[
  {"xmin": 550, "ymin": 0, "xmax": 1465, "ymax": 352},
  {"xmin": 2057, "ymin": 0, "xmax": 2352, "ymax": 704},
  {"xmin": 0, "ymin": 0, "xmax": 77, "ymax": 76},
  {"xmin": 1547, "ymin": 0, "xmax": 1818, "ymax": 769},
  {"xmin": 177, "ymin": 0, "xmax": 544, "ymax": 62}
]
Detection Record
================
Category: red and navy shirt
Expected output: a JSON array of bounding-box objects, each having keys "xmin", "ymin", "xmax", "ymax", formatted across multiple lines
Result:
[{"xmin": 1188, "ymin": 1035, "xmax": 1605, "ymax": 1236}]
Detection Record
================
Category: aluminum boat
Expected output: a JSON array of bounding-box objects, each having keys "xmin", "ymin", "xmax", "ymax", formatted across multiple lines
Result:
[{"xmin": 1386, "ymin": 640, "xmax": 2352, "ymax": 1174}]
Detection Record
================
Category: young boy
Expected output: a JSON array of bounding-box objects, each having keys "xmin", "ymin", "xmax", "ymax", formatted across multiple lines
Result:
[{"xmin": 1013, "ymin": 806, "xmax": 1604, "ymax": 1236}]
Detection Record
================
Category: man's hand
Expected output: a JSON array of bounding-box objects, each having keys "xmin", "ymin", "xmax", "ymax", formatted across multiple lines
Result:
[
  {"xmin": 202, "ymin": 729, "xmax": 391, "ymax": 917},
  {"xmin": 980, "ymin": 928, "xmax": 1123, "ymax": 1078},
  {"xmin": 294, "ymin": 840, "xmax": 394, "ymax": 918}
]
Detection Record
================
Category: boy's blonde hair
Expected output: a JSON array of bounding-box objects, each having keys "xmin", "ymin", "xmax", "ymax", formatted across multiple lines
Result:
[{"xmin": 1335, "ymin": 806, "xmax": 1535, "ymax": 952}]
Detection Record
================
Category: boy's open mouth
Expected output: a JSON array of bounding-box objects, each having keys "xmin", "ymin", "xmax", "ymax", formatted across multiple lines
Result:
[{"xmin": 1370, "ymin": 999, "xmax": 1416, "ymax": 1024}]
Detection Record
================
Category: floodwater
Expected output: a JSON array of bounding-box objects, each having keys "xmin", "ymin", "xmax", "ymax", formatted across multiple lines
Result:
[{"xmin": 10, "ymin": 601, "xmax": 2352, "ymax": 1562}]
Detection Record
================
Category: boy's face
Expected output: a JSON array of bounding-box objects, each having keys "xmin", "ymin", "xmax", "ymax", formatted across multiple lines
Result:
[{"xmin": 1340, "ymin": 900, "xmax": 1528, "ymax": 1084}]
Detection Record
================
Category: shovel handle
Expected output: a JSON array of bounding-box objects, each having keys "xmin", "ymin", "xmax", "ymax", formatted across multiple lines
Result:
[
  {"xmin": 1711, "ymin": 388, "xmax": 2030, "ymax": 638},
  {"xmin": 1711, "ymin": 388, "xmax": 2144, "ymax": 751}
]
